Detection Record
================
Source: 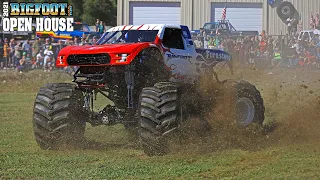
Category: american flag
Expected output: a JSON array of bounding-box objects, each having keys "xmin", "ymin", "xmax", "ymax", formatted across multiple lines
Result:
[
  {"xmin": 298, "ymin": 14, "xmax": 303, "ymax": 33},
  {"xmin": 316, "ymin": 14, "xmax": 319, "ymax": 27},
  {"xmin": 310, "ymin": 15, "xmax": 315, "ymax": 29},
  {"xmin": 221, "ymin": 6, "xmax": 227, "ymax": 20},
  {"xmin": 217, "ymin": 5, "xmax": 227, "ymax": 35}
]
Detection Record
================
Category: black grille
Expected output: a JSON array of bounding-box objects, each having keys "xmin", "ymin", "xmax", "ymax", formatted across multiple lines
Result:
[{"xmin": 67, "ymin": 53, "xmax": 111, "ymax": 65}]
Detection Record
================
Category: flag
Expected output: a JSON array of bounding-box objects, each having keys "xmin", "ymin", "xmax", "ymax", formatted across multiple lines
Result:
[
  {"xmin": 217, "ymin": 3, "xmax": 227, "ymax": 35},
  {"xmin": 310, "ymin": 14, "xmax": 315, "ymax": 29},
  {"xmin": 221, "ymin": 6, "xmax": 227, "ymax": 20},
  {"xmin": 298, "ymin": 14, "xmax": 303, "ymax": 33}
]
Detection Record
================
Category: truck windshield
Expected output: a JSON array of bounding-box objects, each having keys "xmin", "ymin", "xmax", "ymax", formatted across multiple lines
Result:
[
  {"xmin": 203, "ymin": 23, "xmax": 216, "ymax": 30},
  {"xmin": 99, "ymin": 30, "xmax": 158, "ymax": 44}
]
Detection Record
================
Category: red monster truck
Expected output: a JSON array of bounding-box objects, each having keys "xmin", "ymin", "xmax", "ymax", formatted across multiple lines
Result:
[{"xmin": 33, "ymin": 24, "xmax": 265, "ymax": 156}]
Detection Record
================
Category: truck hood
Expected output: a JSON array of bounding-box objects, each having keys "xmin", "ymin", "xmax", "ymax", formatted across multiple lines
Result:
[{"xmin": 59, "ymin": 42, "xmax": 152, "ymax": 55}]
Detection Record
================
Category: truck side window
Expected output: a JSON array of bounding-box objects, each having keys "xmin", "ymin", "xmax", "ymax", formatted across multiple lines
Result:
[{"xmin": 162, "ymin": 28, "xmax": 184, "ymax": 50}]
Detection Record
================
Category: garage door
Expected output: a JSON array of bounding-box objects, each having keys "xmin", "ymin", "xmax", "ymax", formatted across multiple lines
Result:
[
  {"xmin": 129, "ymin": 2, "xmax": 181, "ymax": 25},
  {"xmin": 212, "ymin": 3, "xmax": 263, "ymax": 32}
]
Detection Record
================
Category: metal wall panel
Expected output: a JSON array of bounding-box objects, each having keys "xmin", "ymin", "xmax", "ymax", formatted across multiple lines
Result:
[
  {"xmin": 129, "ymin": 2, "xmax": 181, "ymax": 25},
  {"xmin": 118, "ymin": 0, "xmax": 320, "ymax": 35},
  {"xmin": 212, "ymin": 3, "xmax": 263, "ymax": 32}
]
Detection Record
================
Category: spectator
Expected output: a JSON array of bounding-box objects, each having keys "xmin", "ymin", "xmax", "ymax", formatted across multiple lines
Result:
[
  {"xmin": 22, "ymin": 39, "xmax": 31, "ymax": 56},
  {"xmin": 17, "ymin": 54, "xmax": 26, "ymax": 73},
  {"xmin": 194, "ymin": 37, "xmax": 203, "ymax": 48},
  {"xmin": 316, "ymin": 48, "xmax": 320, "ymax": 62},
  {"xmin": 286, "ymin": 47, "xmax": 298, "ymax": 67},
  {"xmin": 92, "ymin": 36, "xmax": 98, "ymax": 44},
  {"xmin": 25, "ymin": 52, "xmax": 32, "ymax": 70},
  {"xmin": 32, "ymin": 38, "xmax": 40, "ymax": 59},
  {"xmin": 316, "ymin": 14, "xmax": 320, "ymax": 30},
  {"xmin": 0, "ymin": 39, "xmax": 3, "ymax": 69},
  {"xmin": 3, "ymin": 38, "xmax": 9, "ymax": 69},
  {"xmin": 208, "ymin": 37, "xmax": 215, "ymax": 48},
  {"xmin": 51, "ymin": 37, "xmax": 56, "ymax": 44},
  {"xmin": 55, "ymin": 40, "xmax": 65, "ymax": 60},
  {"xmin": 95, "ymin": 19, "xmax": 100, "ymax": 32},
  {"xmin": 14, "ymin": 43, "xmax": 21, "ymax": 68},
  {"xmin": 74, "ymin": 37, "xmax": 79, "ymax": 46},
  {"xmin": 249, "ymin": 46, "xmax": 256, "ymax": 68},
  {"xmin": 35, "ymin": 50, "xmax": 44, "ymax": 69},
  {"xmin": 203, "ymin": 37, "xmax": 209, "ymax": 49},
  {"xmin": 291, "ymin": 17, "xmax": 298, "ymax": 36},
  {"xmin": 99, "ymin": 21, "xmax": 105, "ymax": 34},
  {"xmin": 292, "ymin": 40, "xmax": 302, "ymax": 55},
  {"xmin": 272, "ymin": 48, "xmax": 282, "ymax": 68},
  {"xmin": 43, "ymin": 38, "xmax": 51, "ymax": 50},
  {"xmin": 286, "ymin": 16, "xmax": 293, "ymax": 36},
  {"xmin": 9, "ymin": 39, "xmax": 15, "ymax": 68},
  {"xmin": 43, "ymin": 46, "xmax": 54, "ymax": 72},
  {"xmin": 305, "ymin": 43, "xmax": 317, "ymax": 68}
]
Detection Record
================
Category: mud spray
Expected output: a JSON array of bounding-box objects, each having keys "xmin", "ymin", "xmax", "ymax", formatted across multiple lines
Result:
[{"xmin": 167, "ymin": 67, "xmax": 320, "ymax": 155}]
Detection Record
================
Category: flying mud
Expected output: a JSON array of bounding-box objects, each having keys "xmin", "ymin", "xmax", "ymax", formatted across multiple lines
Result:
[{"xmin": 166, "ymin": 67, "xmax": 320, "ymax": 155}]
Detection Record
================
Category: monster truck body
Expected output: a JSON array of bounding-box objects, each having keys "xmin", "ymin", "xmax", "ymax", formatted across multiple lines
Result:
[
  {"xmin": 33, "ymin": 24, "xmax": 264, "ymax": 155},
  {"xmin": 57, "ymin": 24, "xmax": 231, "ymax": 84}
]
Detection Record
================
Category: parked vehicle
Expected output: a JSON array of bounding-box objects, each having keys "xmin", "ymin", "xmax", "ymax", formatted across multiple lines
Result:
[
  {"xmin": 33, "ymin": 24, "xmax": 265, "ymax": 156},
  {"xmin": 36, "ymin": 22, "xmax": 101, "ymax": 40},
  {"xmin": 298, "ymin": 29, "xmax": 320, "ymax": 42},
  {"xmin": 191, "ymin": 20, "xmax": 259, "ymax": 37}
]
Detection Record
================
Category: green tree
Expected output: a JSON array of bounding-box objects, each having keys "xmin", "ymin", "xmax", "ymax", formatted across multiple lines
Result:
[
  {"xmin": 68, "ymin": 0, "xmax": 84, "ymax": 22},
  {"xmin": 82, "ymin": 0, "xmax": 116, "ymax": 26}
]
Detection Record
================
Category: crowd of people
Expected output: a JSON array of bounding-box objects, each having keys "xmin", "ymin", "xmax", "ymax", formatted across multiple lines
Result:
[
  {"xmin": 1, "ymin": 20, "xmax": 320, "ymax": 75},
  {"xmin": 0, "ymin": 35, "xmax": 99, "ymax": 73},
  {"xmin": 192, "ymin": 30, "xmax": 320, "ymax": 72}
]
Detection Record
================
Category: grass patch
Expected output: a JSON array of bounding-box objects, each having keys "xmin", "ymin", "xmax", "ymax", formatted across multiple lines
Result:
[{"xmin": 1, "ymin": 70, "xmax": 320, "ymax": 179}]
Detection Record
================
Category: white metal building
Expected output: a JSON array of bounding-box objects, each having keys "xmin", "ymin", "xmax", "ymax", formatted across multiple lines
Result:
[{"xmin": 117, "ymin": 0, "xmax": 320, "ymax": 35}]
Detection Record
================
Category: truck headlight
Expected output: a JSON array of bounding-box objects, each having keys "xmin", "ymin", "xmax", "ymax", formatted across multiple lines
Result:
[
  {"xmin": 121, "ymin": 54, "xmax": 128, "ymax": 62},
  {"xmin": 116, "ymin": 54, "xmax": 128, "ymax": 63},
  {"xmin": 58, "ymin": 56, "xmax": 65, "ymax": 64}
]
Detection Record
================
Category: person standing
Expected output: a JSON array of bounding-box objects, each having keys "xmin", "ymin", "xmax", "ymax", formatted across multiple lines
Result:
[
  {"xmin": 291, "ymin": 17, "xmax": 298, "ymax": 36},
  {"xmin": 14, "ymin": 43, "xmax": 21, "ymax": 69},
  {"xmin": 9, "ymin": 39, "xmax": 15, "ymax": 68},
  {"xmin": 0, "ymin": 39, "xmax": 4, "ymax": 69},
  {"xmin": 99, "ymin": 21, "xmax": 105, "ymax": 34},
  {"xmin": 32, "ymin": 38, "xmax": 40, "ymax": 60},
  {"xmin": 286, "ymin": 16, "xmax": 293, "ymax": 36},
  {"xmin": 22, "ymin": 39, "xmax": 31, "ymax": 56},
  {"xmin": 316, "ymin": 14, "xmax": 320, "ymax": 30},
  {"xmin": 3, "ymin": 39, "xmax": 9, "ymax": 69},
  {"xmin": 95, "ymin": 19, "xmax": 100, "ymax": 32}
]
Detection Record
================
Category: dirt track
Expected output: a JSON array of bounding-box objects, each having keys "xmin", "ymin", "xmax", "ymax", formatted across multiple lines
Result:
[{"xmin": 170, "ymin": 67, "xmax": 320, "ymax": 155}]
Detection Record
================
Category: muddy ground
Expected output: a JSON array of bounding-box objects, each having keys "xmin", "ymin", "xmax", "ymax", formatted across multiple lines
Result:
[{"xmin": 168, "ymin": 67, "xmax": 320, "ymax": 155}]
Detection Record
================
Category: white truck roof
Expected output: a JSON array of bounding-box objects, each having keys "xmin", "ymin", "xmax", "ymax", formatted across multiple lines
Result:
[{"xmin": 107, "ymin": 24, "xmax": 182, "ymax": 32}]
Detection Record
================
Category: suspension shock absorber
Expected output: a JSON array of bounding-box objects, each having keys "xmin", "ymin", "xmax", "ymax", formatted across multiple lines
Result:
[{"xmin": 125, "ymin": 64, "xmax": 135, "ymax": 109}]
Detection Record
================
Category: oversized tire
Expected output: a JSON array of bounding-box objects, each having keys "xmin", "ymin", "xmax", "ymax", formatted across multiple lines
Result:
[
  {"xmin": 223, "ymin": 80, "xmax": 265, "ymax": 126},
  {"xmin": 33, "ymin": 83, "xmax": 87, "ymax": 149},
  {"xmin": 277, "ymin": 1, "xmax": 296, "ymax": 19},
  {"xmin": 138, "ymin": 82, "xmax": 180, "ymax": 156}
]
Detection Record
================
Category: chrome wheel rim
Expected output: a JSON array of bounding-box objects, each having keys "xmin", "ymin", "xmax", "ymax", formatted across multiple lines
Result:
[{"xmin": 235, "ymin": 97, "xmax": 255, "ymax": 126}]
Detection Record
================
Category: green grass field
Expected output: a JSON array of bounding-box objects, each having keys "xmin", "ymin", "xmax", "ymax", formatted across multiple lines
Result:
[{"xmin": 1, "ymin": 70, "xmax": 320, "ymax": 179}]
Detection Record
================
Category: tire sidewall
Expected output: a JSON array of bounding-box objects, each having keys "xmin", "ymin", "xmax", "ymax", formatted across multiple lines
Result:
[{"xmin": 277, "ymin": 1, "xmax": 295, "ymax": 19}]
